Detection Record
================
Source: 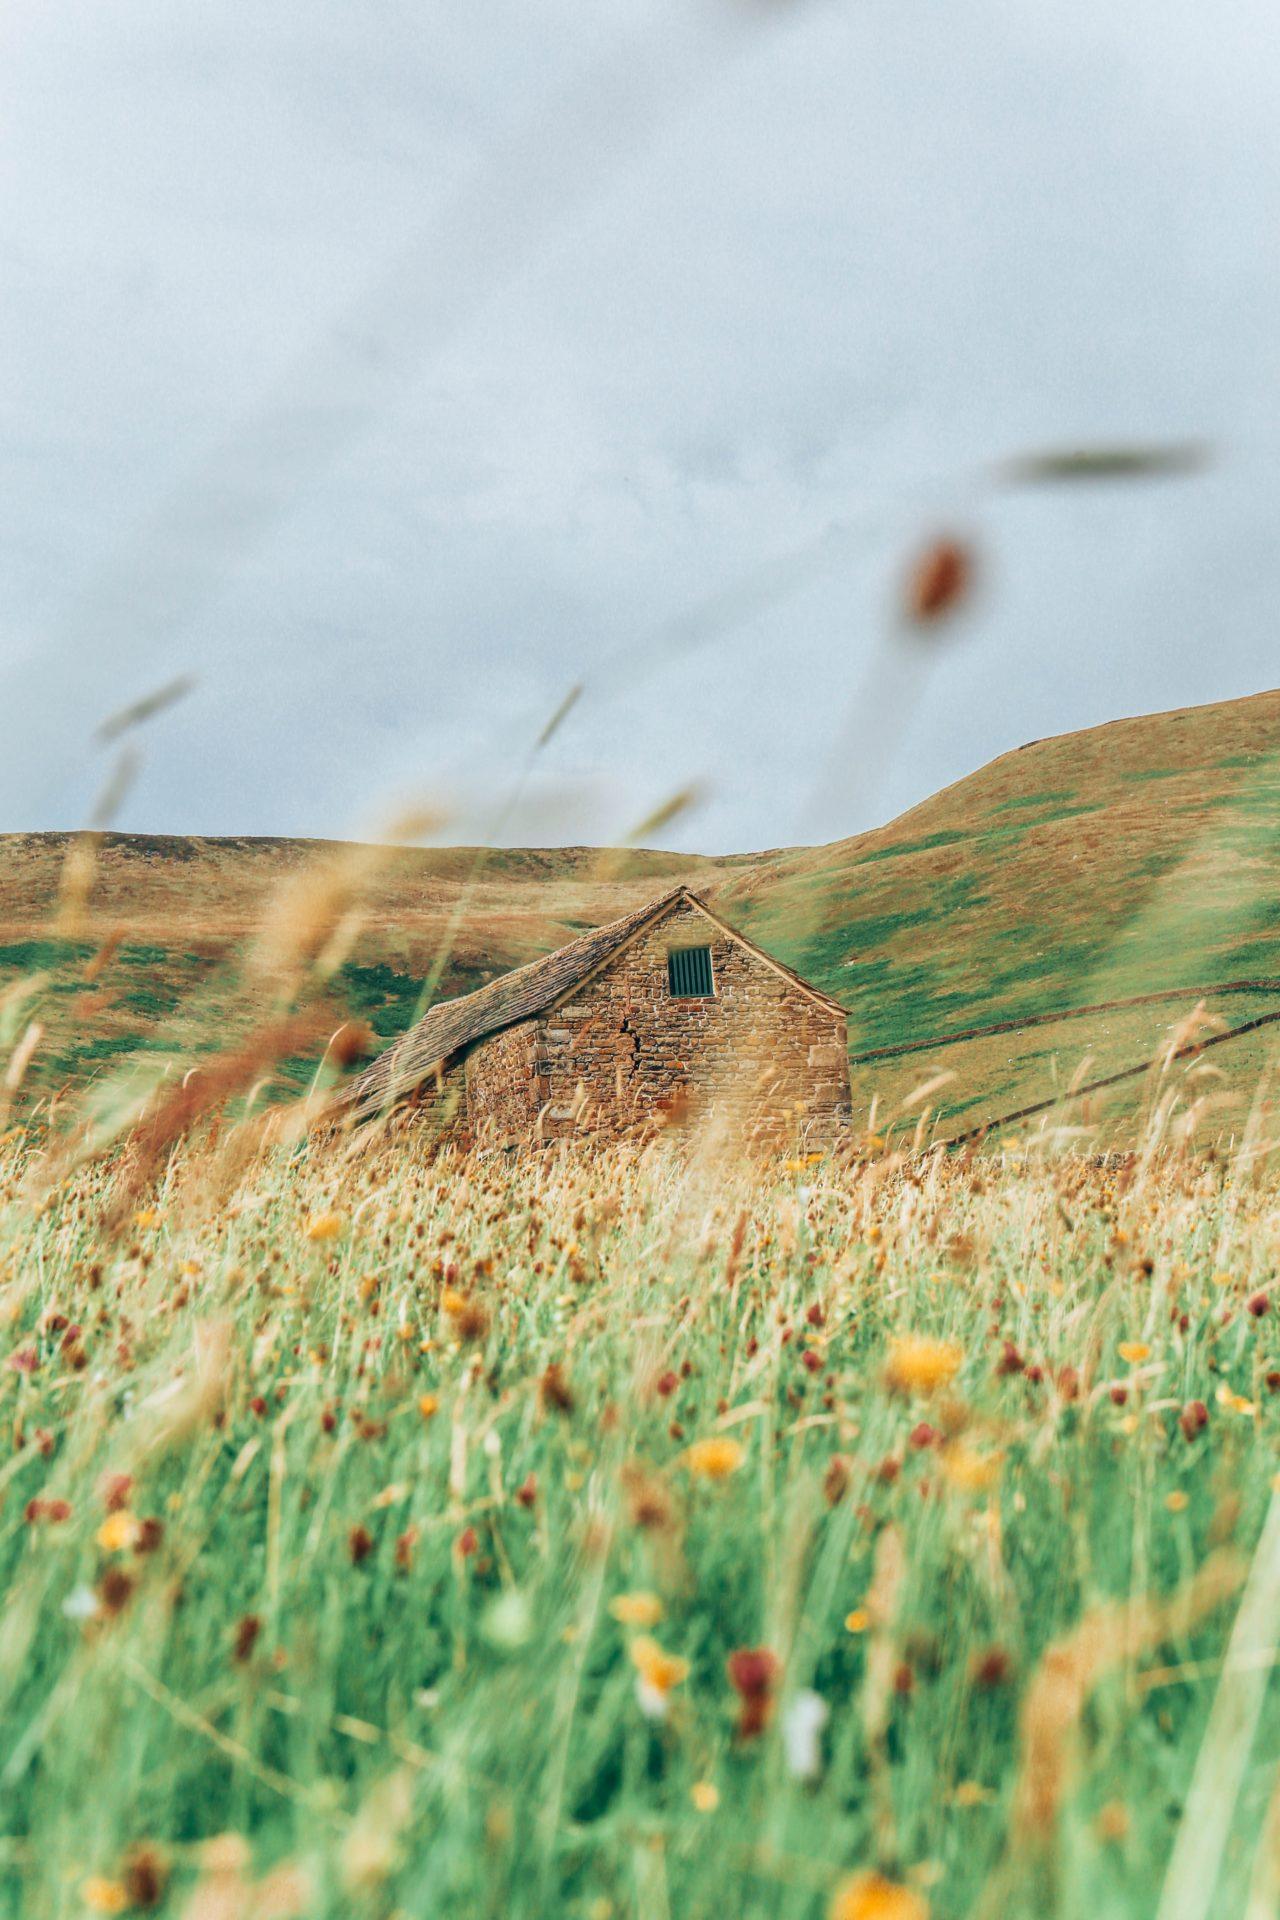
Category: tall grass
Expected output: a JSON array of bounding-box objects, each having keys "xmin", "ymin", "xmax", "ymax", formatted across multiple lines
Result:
[{"xmin": 0, "ymin": 1128, "xmax": 1276, "ymax": 1917}]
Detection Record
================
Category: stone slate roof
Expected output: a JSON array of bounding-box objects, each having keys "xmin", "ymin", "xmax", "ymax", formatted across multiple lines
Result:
[{"xmin": 343, "ymin": 884, "xmax": 843, "ymax": 1120}]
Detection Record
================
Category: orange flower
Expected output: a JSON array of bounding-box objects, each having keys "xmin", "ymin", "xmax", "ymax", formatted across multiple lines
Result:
[
  {"xmin": 629, "ymin": 1635, "xmax": 690, "ymax": 1718},
  {"xmin": 884, "ymin": 1336, "xmax": 962, "ymax": 1397},
  {"xmin": 304, "ymin": 1212, "xmax": 345, "ymax": 1243},
  {"xmin": 684, "ymin": 1436, "xmax": 745, "ymax": 1480},
  {"xmin": 1117, "ymin": 1341, "xmax": 1151, "ymax": 1365},
  {"xmin": 96, "ymin": 1511, "xmax": 139, "ymax": 1553},
  {"xmin": 829, "ymin": 1870, "xmax": 929, "ymax": 1920}
]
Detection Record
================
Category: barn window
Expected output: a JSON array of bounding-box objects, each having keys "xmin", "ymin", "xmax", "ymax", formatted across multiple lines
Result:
[{"xmin": 667, "ymin": 945, "xmax": 715, "ymax": 998}]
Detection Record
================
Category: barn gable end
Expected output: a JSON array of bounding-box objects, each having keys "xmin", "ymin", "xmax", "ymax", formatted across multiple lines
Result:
[{"xmin": 525, "ymin": 895, "xmax": 849, "ymax": 1146}]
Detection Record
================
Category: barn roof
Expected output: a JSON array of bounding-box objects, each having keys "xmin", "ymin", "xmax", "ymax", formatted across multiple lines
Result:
[{"xmin": 342, "ymin": 885, "xmax": 844, "ymax": 1120}]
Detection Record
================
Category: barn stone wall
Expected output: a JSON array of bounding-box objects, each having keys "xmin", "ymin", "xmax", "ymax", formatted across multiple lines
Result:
[
  {"xmin": 384, "ymin": 1058, "xmax": 467, "ymax": 1141},
  {"xmin": 526, "ymin": 899, "xmax": 850, "ymax": 1148},
  {"xmin": 464, "ymin": 1019, "xmax": 542, "ymax": 1141}
]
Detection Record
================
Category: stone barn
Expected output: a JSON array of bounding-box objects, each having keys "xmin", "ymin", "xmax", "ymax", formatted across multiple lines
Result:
[{"xmin": 345, "ymin": 886, "xmax": 851, "ymax": 1149}]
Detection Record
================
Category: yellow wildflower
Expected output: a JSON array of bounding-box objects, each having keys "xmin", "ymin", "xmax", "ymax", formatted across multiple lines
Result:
[
  {"xmin": 1118, "ymin": 1341, "xmax": 1151, "ymax": 1365},
  {"xmin": 844, "ymin": 1608, "xmax": 870, "ymax": 1634},
  {"xmin": 609, "ymin": 1591, "xmax": 663, "ymax": 1629},
  {"xmin": 304, "ymin": 1212, "xmax": 345, "ymax": 1243},
  {"xmin": 684, "ymin": 1436, "xmax": 745, "ymax": 1480},
  {"xmin": 691, "ymin": 1779, "xmax": 719, "ymax": 1812},
  {"xmin": 82, "ymin": 1880, "xmax": 129, "ymax": 1915},
  {"xmin": 829, "ymin": 1870, "xmax": 929, "ymax": 1920},
  {"xmin": 418, "ymin": 1393, "xmax": 439, "ymax": 1421},
  {"xmin": 96, "ymin": 1511, "xmax": 138, "ymax": 1553},
  {"xmin": 629, "ymin": 1635, "xmax": 690, "ymax": 1694},
  {"xmin": 941, "ymin": 1446, "xmax": 1001, "ymax": 1495},
  {"xmin": 1216, "ymin": 1384, "xmax": 1256, "ymax": 1417},
  {"xmin": 883, "ymin": 1336, "xmax": 962, "ymax": 1397},
  {"xmin": 133, "ymin": 1209, "xmax": 159, "ymax": 1231},
  {"xmin": 1165, "ymin": 1490, "xmax": 1189, "ymax": 1513}
]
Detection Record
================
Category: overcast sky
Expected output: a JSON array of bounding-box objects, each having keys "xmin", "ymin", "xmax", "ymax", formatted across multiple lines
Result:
[{"xmin": 2, "ymin": 0, "xmax": 1278, "ymax": 852}]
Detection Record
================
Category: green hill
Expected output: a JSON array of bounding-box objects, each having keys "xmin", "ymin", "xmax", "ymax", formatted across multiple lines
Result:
[
  {"xmin": 7, "ymin": 688, "xmax": 1280, "ymax": 1143},
  {"xmin": 721, "ymin": 686, "xmax": 1280, "ymax": 1139}
]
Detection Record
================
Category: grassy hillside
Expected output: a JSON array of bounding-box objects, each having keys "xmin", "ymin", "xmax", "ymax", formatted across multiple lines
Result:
[
  {"xmin": 7, "ymin": 688, "xmax": 1280, "ymax": 1141},
  {"xmin": 719, "ymin": 687, "xmax": 1280, "ymax": 1140}
]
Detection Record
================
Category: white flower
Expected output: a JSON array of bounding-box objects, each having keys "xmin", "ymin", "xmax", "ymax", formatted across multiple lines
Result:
[
  {"xmin": 61, "ymin": 1584, "xmax": 100, "ymax": 1622},
  {"xmin": 635, "ymin": 1676, "xmax": 669, "ymax": 1721},
  {"xmin": 482, "ymin": 1589, "xmax": 532, "ymax": 1651},
  {"xmin": 782, "ymin": 1689, "xmax": 829, "ymax": 1780}
]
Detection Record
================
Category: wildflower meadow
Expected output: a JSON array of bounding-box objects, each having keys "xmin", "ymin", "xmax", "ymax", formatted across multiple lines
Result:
[{"xmin": 0, "ymin": 1128, "xmax": 1277, "ymax": 1919}]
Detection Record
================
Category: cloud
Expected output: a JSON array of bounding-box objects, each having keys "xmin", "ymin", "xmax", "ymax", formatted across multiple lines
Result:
[{"xmin": 1, "ymin": 0, "xmax": 1277, "ymax": 849}]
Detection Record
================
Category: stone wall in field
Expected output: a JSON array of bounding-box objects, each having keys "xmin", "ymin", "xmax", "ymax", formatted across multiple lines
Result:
[{"xmin": 523, "ymin": 898, "xmax": 850, "ymax": 1149}]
